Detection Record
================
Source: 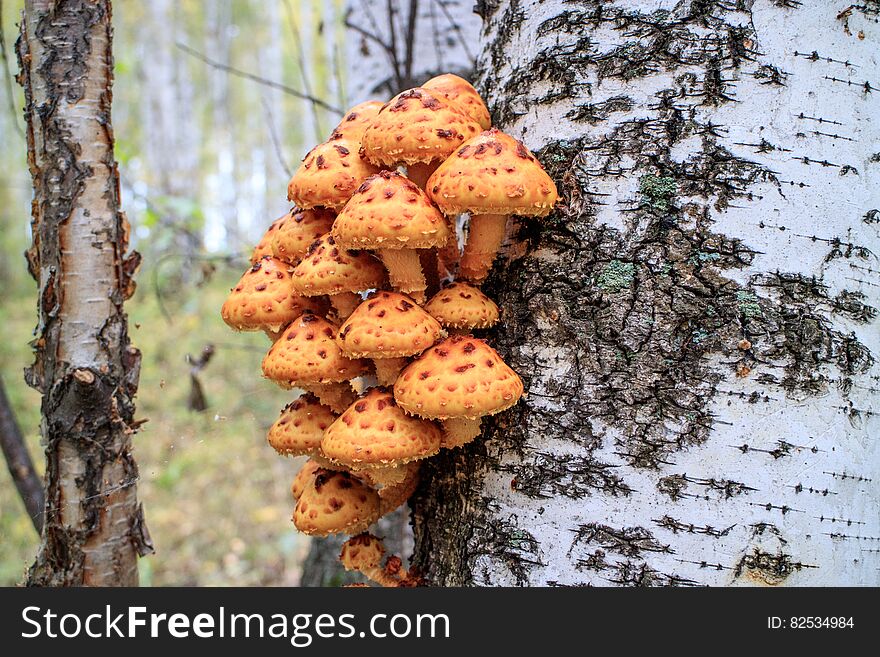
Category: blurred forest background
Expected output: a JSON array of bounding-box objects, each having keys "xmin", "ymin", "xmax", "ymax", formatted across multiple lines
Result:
[{"xmin": 0, "ymin": 0, "xmax": 476, "ymax": 585}]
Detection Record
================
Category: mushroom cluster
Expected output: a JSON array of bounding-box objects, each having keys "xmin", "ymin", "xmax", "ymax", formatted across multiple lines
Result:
[{"xmin": 220, "ymin": 74, "xmax": 557, "ymax": 585}]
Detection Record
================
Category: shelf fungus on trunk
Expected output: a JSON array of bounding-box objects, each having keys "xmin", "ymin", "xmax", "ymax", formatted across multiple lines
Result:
[
  {"xmin": 336, "ymin": 291, "xmax": 443, "ymax": 385},
  {"xmin": 425, "ymin": 282, "xmax": 500, "ymax": 334},
  {"xmin": 394, "ymin": 334, "xmax": 524, "ymax": 448},
  {"xmin": 287, "ymin": 134, "xmax": 382, "ymax": 211},
  {"xmin": 339, "ymin": 533, "xmax": 422, "ymax": 587},
  {"xmin": 261, "ymin": 312, "xmax": 367, "ymax": 412},
  {"xmin": 330, "ymin": 100, "xmax": 385, "ymax": 142},
  {"xmin": 220, "ymin": 255, "xmax": 327, "ymax": 333},
  {"xmin": 332, "ymin": 171, "xmax": 450, "ymax": 303},
  {"xmin": 422, "ymin": 74, "xmax": 491, "ymax": 131},
  {"xmin": 293, "ymin": 469, "xmax": 381, "ymax": 537},
  {"xmin": 360, "ymin": 87, "xmax": 482, "ymax": 191},
  {"xmin": 427, "ymin": 128, "xmax": 558, "ymax": 283},
  {"xmin": 270, "ymin": 207, "xmax": 336, "ymax": 266},
  {"xmin": 267, "ymin": 393, "xmax": 337, "ymax": 458},
  {"xmin": 290, "ymin": 234, "xmax": 387, "ymax": 321},
  {"xmin": 322, "ymin": 388, "xmax": 441, "ymax": 476}
]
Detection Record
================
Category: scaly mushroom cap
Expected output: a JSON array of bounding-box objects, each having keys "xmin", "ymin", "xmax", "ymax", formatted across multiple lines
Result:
[
  {"xmin": 339, "ymin": 533, "xmax": 386, "ymax": 571},
  {"xmin": 331, "ymin": 171, "xmax": 449, "ymax": 249},
  {"xmin": 337, "ymin": 291, "xmax": 443, "ymax": 358},
  {"xmin": 251, "ymin": 214, "xmax": 287, "ymax": 263},
  {"xmin": 422, "ymin": 74, "xmax": 491, "ymax": 130},
  {"xmin": 268, "ymin": 394, "xmax": 337, "ymax": 457},
  {"xmin": 271, "ymin": 207, "xmax": 336, "ymax": 265},
  {"xmin": 291, "ymin": 234, "xmax": 387, "ymax": 297},
  {"xmin": 425, "ymin": 283, "xmax": 500, "ymax": 330},
  {"xmin": 293, "ymin": 469, "xmax": 381, "ymax": 536},
  {"xmin": 427, "ymin": 128, "xmax": 558, "ymax": 216},
  {"xmin": 291, "ymin": 459, "xmax": 322, "ymax": 500},
  {"xmin": 331, "ymin": 100, "xmax": 385, "ymax": 142},
  {"xmin": 287, "ymin": 137, "xmax": 382, "ymax": 211},
  {"xmin": 361, "ymin": 88, "xmax": 482, "ymax": 166},
  {"xmin": 221, "ymin": 256, "xmax": 321, "ymax": 332},
  {"xmin": 322, "ymin": 388, "xmax": 441, "ymax": 468},
  {"xmin": 262, "ymin": 312, "xmax": 368, "ymax": 386},
  {"xmin": 394, "ymin": 335, "xmax": 523, "ymax": 420}
]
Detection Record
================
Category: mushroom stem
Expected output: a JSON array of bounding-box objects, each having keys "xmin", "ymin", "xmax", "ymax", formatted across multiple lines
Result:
[
  {"xmin": 329, "ymin": 292, "xmax": 361, "ymax": 321},
  {"xmin": 373, "ymin": 357, "xmax": 408, "ymax": 387},
  {"xmin": 459, "ymin": 213, "xmax": 508, "ymax": 283},
  {"xmin": 357, "ymin": 564, "xmax": 402, "ymax": 588},
  {"xmin": 406, "ymin": 161, "xmax": 439, "ymax": 190},
  {"xmin": 441, "ymin": 417, "xmax": 482, "ymax": 448},
  {"xmin": 378, "ymin": 248, "xmax": 427, "ymax": 303},
  {"xmin": 301, "ymin": 382, "xmax": 357, "ymax": 413},
  {"xmin": 419, "ymin": 249, "xmax": 442, "ymax": 299},
  {"xmin": 438, "ymin": 222, "xmax": 460, "ymax": 280}
]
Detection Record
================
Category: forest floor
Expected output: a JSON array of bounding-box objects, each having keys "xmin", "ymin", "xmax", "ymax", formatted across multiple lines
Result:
[{"xmin": 0, "ymin": 264, "xmax": 312, "ymax": 586}]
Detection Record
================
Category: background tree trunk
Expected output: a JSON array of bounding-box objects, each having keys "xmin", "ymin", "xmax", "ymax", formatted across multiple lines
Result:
[
  {"xmin": 18, "ymin": 0, "xmax": 151, "ymax": 586},
  {"xmin": 412, "ymin": 0, "xmax": 880, "ymax": 586}
]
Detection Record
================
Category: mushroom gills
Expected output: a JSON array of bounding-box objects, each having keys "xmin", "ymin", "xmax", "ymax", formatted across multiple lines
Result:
[
  {"xmin": 440, "ymin": 417, "xmax": 482, "ymax": 449},
  {"xmin": 301, "ymin": 382, "xmax": 357, "ymax": 414},
  {"xmin": 373, "ymin": 357, "xmax": 408, "ymax": 387}
]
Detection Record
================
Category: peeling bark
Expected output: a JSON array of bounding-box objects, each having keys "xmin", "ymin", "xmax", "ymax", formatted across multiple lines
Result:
[
  {"xmin": 412, "ymin": 0, "xmax": 879, "ymax": 586},
  {"xmin": 17, "ymin": 0, "xmax": 151, "ymax": 586}
]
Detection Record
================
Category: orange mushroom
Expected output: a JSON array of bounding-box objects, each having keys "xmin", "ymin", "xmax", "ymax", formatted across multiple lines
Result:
[
  {"xmin": 220, "ymin": 256, "xmax": 326, "ymax": 333},
  {"xmin": 427, "ymin": 129, "xmax": 558, "ymax": 283},
  {"xmin": 270, "ymin": 207, "xmax": 336, "ymax": 265},
  {"xmin": 287, "ymin": 136, "xmax": 382, "ymax": 211},
  {"xmin": 267, "ymin": 393, "xmax": 337, "ymax": 458},
  {"xmin": 336, "ymin": 291, "xmax": 443, "ymax": 385},
  {"xmin": 332, "ymin": 171, "xmax": 449, "ymax": 302},
  {"xmin": 330, "ymin": 100, "xmax": 385, "ymax": 142},
  {"xmin": 422, "ymin": 73, "xmax": 491, "ymax": 130},
  {"xmin": 293, "ymin": 468, "xmax": 381, "ymax": 536},
  {"xmin": 393, "ymin": 334, "xmax": 523, "ymax": 448},
  {"xmin": 424, "ymin": 282, "xmax": 499, "ymax": 334},
  {"xmin": 262, "ymin": 312, "xmax": 368, "ymax": 412},
  {"xmin": 360, "ymin": 87, "xmax": 482, "ymax": 189},
  {"xmin": 290, "ymin": 234, "xmax": 387, "ymax": 321}
]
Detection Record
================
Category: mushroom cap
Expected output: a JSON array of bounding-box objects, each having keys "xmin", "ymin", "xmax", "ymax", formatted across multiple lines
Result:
[
  {"xmin": 271, "ymin": 207, "xmax": 337, "ymax": 265},
  {"xmin": 339, "ymin": 533, "xmax": 386, "ymax": 571},
  {"xmin": 422, "ymin": 74, "xmax": 491, "ymax": 130},
  {"xmin": 425, "ymin": 283, "xmax": 500, "ymax": 330},
  {"xmin": 331, "ymin": 171, "xmax": 450, "ymax": 249},
  {"xmin": 322, "ymin": 387, "xmax": 441, "ymax": 467},
  {"xmin": 262, "ymin": 312, "xmax": 368, "ymax": 386},
  {"xmin": 287, "ymin": 137, "xmax": 382, "ymax": 211},
  {"xmin": 331, "ymin": 100, "xmax": 385, "ymax": 142},
  {"xmin": 268, "ymin": 394, "xmax": 337, "ymax": 457},
  {"xmin": 394, "ymin": 335, "xmax": 523, "ymax": 420},
  {"xmin": 427, "ymin": 128, "xmax": 559, "ymax": 216},
  {"xmin": 293, "ymin": 469, "xmax": 381, "ymax": 536},
  {"xmin": 291, "ymin": 459, "xmax": 322, "ymax": 500},
  {"xmin": 361, "ymin": 88, "xmax": 482, "ymax": 166},
  {"xmin": 291, "ymin": 234, "xmax": 387, "ymax": 297},
  {"xmin": 337, "ymin": 291, "xmax": 443, "ymax": 358},
  {"xmin": 251, "ymin": 214, "xmax": 287, "ymax": 263},
  {"xmin": 221, "ymin": 256, "xmax": 323, "ymax": 332}
]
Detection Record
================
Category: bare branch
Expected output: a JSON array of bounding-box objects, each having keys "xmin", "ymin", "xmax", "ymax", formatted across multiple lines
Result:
[
  {"xmin": 0, "ymin": 376, "xmax": 44, "ymax": 534},
  {"xmin": 176, "ymin": 41, "xmax": 343, "ymax": 115},
  {"xmin": 282, "ymin": 0, "xmax": 324, "ymax": 137},
  {"xmin": 432, "ymin": 0, "xmax": 476, "ymax": 66},
  {"xmin": 261, "ymin": 95, "xmax": 292, "ymax": 178}
]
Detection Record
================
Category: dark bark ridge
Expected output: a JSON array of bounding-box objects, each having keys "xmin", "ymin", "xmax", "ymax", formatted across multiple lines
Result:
[
  {"xmin": 17, "ymin": 0, "xmax": 150, "ymax": 586},
  {"xmin": 412, "ymin": 1, "xmax": 876, "ymax": 586}
]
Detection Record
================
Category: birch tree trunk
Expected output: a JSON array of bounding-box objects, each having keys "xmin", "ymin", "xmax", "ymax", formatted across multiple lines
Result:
[
  {"xmin": 412, "ymin": 0, "xmax": 880, "ymax": 586},
  {"xmin": 17, "ymin": 0, "xmax": 151, "ymax": 586}
]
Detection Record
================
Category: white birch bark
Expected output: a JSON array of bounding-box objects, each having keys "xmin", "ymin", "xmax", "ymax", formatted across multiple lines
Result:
[{"xmin": 412, "ymin": 0, "xmax": 880, "ymax": 587}]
